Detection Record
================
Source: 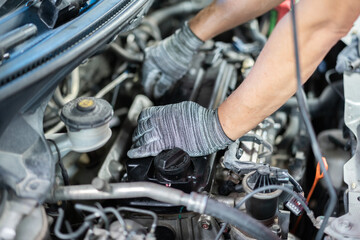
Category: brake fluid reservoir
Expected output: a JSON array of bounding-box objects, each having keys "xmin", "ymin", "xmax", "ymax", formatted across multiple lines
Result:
[{"xmin": 60, "ymin": 97, "xmax": 113, "ymax": 152}]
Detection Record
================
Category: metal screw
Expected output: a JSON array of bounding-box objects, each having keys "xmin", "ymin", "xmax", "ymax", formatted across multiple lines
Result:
[
  {"xmin": 351, "ymin": 182, "xmax": 357, "ymax": 189},
  {"xmin": 201, "ymin": 219, "xmax": 211, "ymax": 230},
  {"xmin": 339, "ymin": 220, "xmax": 352, "ymax": 231},
  {"xmin": 199, "ymin": 215, "xmax": 212, "ymax": 230}
]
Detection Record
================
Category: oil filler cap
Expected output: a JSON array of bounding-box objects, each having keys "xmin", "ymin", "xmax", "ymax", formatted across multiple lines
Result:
[
  {"xmin": 154, "ymin": 148, "xmax": 192, "ymax": 180},
  {"xmin": 60, "ymin": 97, "xmax": 113, "ymax": 131}
]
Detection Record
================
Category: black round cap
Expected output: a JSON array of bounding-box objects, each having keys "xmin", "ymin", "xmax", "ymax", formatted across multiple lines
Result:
[
  {"xmin": 60, "ymin": 97, "xmax": 113, "ymax": 130},
  {"xmin": 154, "ymin": 148, "xmax": 192, "ymax": 177}
]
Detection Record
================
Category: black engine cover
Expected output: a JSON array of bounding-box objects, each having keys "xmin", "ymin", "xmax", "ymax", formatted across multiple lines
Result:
[{"xmin": 126, "ymin": 148, "xmax": 215, "ymax": 193}]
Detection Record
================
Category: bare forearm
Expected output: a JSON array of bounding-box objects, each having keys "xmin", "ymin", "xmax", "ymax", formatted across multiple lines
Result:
[
  {"xmin": 189, "ymin": 0, "xmax": 283, "ymax": 41},
  {"xmin": 218, "ymin": 0, "xmax": 360, "ymax": 140}
]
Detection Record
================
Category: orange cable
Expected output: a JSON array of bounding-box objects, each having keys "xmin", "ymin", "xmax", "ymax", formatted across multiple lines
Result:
[{"xmin": 292, "ymin": 157, "xmax": 328, "ymax": 233}]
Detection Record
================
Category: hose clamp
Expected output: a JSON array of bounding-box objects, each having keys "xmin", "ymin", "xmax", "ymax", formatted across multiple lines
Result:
[{"xmin": 187, "ymin": 192, "xmax": 208, "ymax": 214}]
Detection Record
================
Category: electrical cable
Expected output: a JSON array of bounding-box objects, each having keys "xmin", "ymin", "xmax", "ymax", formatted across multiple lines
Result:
[
  {"xmin": 293, "ymin": 158, "xmax": 328, "ymax": 232},
  {"xmin": 288, "ymin": 173, "xmax": 304, "ymax": 193},
  {"xmin": 307, "ymin": 158, "xmax": 328, "ymax": 203},
  {"xmin": 215, "ymin": 184, "xmax": 315, "ymax": 240},
  {"xmin": 47, "ymin": 139, "xmax": 69, "ymax": 186},
  {"xmin": 238, "ymin": 185, "xmax": 313, "ymax": 220},
  {"xmin": 325, "ymin": 68, "xmax": 344, "ymax": 101},
  {"xmin": 289, "ymin": 1, "xmax": 337, "ymax": 239}
]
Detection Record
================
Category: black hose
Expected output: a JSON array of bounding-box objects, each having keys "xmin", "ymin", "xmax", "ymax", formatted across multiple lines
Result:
[
  {"xmin": 205, "ymin": 198, "xmax": 278, "ymax": 240},
  {"xmin": 277, "ymin": 110, "xmax": 300, "ymax": 149},
  {"xmin": 288, "ymin": 173, "xmax": 304, "ymax": 193},
  {"xmin": 290, "ymin": 1, "xmax": 337, "ymax": 239},
  {"xmin": 47, "ymin": 139, "xmax": 69, "ymax": 186},
  {"xmin": 309, "ymin": 81, "xmax": 343, "ymax": 116},
  {"xmin": 281, "ymin": 81, "xmax": 343, "ymax": 116}
]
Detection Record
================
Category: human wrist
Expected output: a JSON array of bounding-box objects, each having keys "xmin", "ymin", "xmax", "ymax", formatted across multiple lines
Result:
[
  {"xmin": 177, "ymin": 21, "xmax": 204, "ymax": 51},
  {"xmin": 214, "ymin": 109, "xmax": 234, "ymax": 143},
  {"xmin": 165, "ymin": 22, "xmax": 203, "ymax": 62},
  {"xmin": 217, "ymin": 104, "xmax": 239, "ymax": 141}
]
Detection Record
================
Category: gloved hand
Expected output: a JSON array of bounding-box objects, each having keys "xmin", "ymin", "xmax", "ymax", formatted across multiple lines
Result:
[
  {"xmin": 142, "ymin": 22, "xmax": 204, "ymax": 99},
  {"xmin": 127, "ymin": 101, "xmax": 233, "ymax": 158},
  {"xmin": 336, "ymin": 34, "xmax": 360, "ymax": 73}
]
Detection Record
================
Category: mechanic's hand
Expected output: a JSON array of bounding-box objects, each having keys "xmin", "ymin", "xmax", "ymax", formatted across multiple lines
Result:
[
  {"xmin": 127, "ymin": 101, "xmax": 233, "ymax": 158},
  {"xmin": 336, "ymin": 34, "xmax": 360, "ymax": 73},
  {"xmin": 142, "ymin": 22, "xmax": 203, "ymax": 99}
]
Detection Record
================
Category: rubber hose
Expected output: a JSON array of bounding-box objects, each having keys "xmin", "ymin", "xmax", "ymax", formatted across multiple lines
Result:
[{"xmin": 281, "ymin": 81, "xmax": 343, "ymax": 115}]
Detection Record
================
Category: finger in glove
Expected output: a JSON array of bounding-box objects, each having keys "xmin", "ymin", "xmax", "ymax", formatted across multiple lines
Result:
[
  {"xmin": 153, "ymin": 74, "xmax": 177, "ymax": 99},
  {"xmin": 128, "ymin": 142, "xmax": 161, "ymax": 158},
  {"xmin": 132, "ymin": 118, "xmax": 153, "ymax": 142},
  {"xmin": 133, "ymin": 131, "xmax": 160, "ymax": 148}
]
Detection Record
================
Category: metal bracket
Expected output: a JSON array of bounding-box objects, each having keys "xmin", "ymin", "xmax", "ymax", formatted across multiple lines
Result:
[{"xmin": 326, "ymin": 72, "xmax": 360, "ymax": 238}]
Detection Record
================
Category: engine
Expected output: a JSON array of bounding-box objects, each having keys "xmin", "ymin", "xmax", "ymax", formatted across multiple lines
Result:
[{"xmin": 0, "ymin": 1, "xmax": 359, "ymax": 240}]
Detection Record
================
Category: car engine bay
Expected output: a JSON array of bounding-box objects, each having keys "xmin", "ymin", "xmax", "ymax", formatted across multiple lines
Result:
[{"xmin": 0, "ymin": 0, "xmax": 359, "ymax": 239}]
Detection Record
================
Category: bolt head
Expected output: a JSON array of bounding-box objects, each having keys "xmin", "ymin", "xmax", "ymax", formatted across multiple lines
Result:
[
  {"xmin": 200, "ymin": 219, "xmax": 211, "ymax": 230},
  {"xmin": 201, "ymin": 223, "xmax": 210, "ymax": 230}
]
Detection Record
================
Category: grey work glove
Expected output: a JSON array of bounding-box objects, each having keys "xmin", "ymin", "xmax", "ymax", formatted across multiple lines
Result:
[
  {"xmin": 127, "ymin": 101, "xmax": 233, "ymax": 158},
  {"xmin": 336, "ymin": 34, "xmax": 360, "ymax": 73},
  {"xmin": 142, "ymin": 22, "xmax": 204, "ymax": 99}
]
